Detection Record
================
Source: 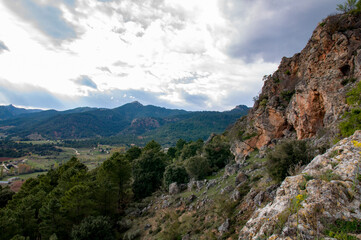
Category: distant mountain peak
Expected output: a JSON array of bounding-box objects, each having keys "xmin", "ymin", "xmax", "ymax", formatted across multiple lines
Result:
[
  {"xmin": 226, "ymin": 105, "xmax": 250, "ymax": 113},
  {"xmin": 233, "ymin": 105, "xmax": 249, "ymax": 110},
  {"xmin": 130, "ymin": 101, "xmax": 143, "ymax": 106}
]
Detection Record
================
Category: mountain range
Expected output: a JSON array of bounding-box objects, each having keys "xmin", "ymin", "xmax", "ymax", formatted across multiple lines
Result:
[{"xmin": 0, "ymin": 102, "xmax": 249, "ymax": 145}]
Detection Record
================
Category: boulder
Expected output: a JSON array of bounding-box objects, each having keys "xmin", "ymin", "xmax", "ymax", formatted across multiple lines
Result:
[
  {"xmin": 206, "ymin": 179, "xmax": 217, "ymax": 190},
  {"xmin": 235, "ymin": 172, "xmax": 248, "ymax": 186},
  {"xmin": 169, "ymin": 182, "xmax": 180, "ymax": 195},
  {"xmin": 224, "ymin": 163, "xmax": 240, "ymax": 176},
  {"xmin": 218, "ymin": 218, "xmax": 230, "ymax": 234},
  {"xmin": 231, "ymin": 189, "xmax": 241, "ymax": 201}
]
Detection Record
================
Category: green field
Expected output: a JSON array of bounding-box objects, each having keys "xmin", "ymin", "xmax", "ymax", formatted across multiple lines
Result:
[
  {"xmin": 19, "ymin": 140, "xmax": 61, "ymax": 145},
  {"xmin": 2, "ymin": 143, "xmax": 126, "ymax": 179},
  {"xmin": 3, "ymin": 171, "xmax": 47, "ymax": 181}
]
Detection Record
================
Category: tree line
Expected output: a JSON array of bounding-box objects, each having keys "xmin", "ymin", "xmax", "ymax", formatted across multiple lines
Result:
[{"xmin": 0, "ymin": 136, "xmax": 233, "ymax": 240}]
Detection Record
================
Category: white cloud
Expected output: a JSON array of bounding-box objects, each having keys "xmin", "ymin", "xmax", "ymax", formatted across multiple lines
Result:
[{"xmin": 0, "ymin": 0, "xmax": 340, "ymax": 110}]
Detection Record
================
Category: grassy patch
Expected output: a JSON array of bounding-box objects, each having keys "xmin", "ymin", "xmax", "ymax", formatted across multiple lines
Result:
[
  {"xmin": 320, "ymin": 169, "xmax": 341, "ymax": 182},
  {"xmin": 241, "ymin": 132, "xmax": 258, "ymax": 141},
  {"xmin": 3, "ymin": 171, "xmax": 47, "ymax": 180},
  {"xmin": 324, "ymin": 219, "xmax": 361, "ymax": 240},
  {"xmin": 328, "ymin": 150, "xmax": 339, "ymax": 158},
  {"xmin": 205, "ymin": 169, "xmax": 225, "ymax": 180}
]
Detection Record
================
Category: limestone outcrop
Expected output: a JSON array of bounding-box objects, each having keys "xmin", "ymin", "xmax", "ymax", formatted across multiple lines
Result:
[
  {"xmin": 229, "ymin": 13, "xmax": 361, "ymax": 159},
  {"xmin": 238, "ymin": 130, "xmax": 361, "ymax": 240}
]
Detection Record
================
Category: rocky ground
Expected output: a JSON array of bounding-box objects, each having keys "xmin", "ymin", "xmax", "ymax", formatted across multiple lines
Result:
[
  {"xmin": 239, "ymin": 131, "xmax": 361, "ymax": 240},
  {"xmin": 120, "ymin": 13, "xmax": 361, "ymax": 240},
  {"xmin": 121, "ymin": 131, "xmax": 361, "ymax": 240}
]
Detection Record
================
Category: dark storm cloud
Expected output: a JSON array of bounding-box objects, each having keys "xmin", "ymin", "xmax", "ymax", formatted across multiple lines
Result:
[
  {"xmin": 221, "ymin": 0, "xmax": 340, "ymax": 62},
  {"xmin": 72, "ymin": 75, "xmax": 98, "ymax": 89},
  {"xmin": 3, "ymin": 0, "xmax": 77, "ymax": 41},
  {"xmin": 0, "ymin": 41, "xmax": 9, "ymax": 53}
]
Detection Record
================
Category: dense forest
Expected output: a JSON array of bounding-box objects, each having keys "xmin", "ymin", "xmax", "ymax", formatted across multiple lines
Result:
[
  {"xmin": 0, "ymin": 141, "xmax": 62, "ymax": 158},
  {"xmin": 0, "ymin": 137, "xmax": 233, "ymax": 240}
]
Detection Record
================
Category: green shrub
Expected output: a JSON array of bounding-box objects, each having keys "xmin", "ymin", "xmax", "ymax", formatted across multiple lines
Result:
[
  {"xmin": 285, "ymin": 70, "xmax": 291, "ymax": 75},
  {"xmin": 184, "ymin": 156, "xmax": 211, "ymax": 180},
  {"xmin": 340, "ymin": 108, "xmax": 361, "ymax": 137},
  {"xmin": 204, "ymin": 138, "xmax": 234, "ymax": 170},
  {"xmin": 241, "ymin": 132, "xmax": 257, "ymax": 141},
  {"xmin": 346, "ymin": 81, "xmax": 361, "ymax": 106},
  {"xmin": 125, "ymin": 146, "xmax": 142, "ymax": 162},
  {"xmin": 259, "ymin": 98, "xmax": 268, "ymax": 107},
  {"xmin": 320, "ymin": 169, "xmax": 341, "ymax": 182},
  {"xmin": 257, "ymin": 95, "xmax": 268, "ymax": 108},
  {"xmin": 303, "ymin": 174, "xmax": 314, "ymax": 181},
  {"xmin": 132, "ymin": 142, "xmax": 167, "ymax": 199},
  {"xmin": 266, "ymin": 140, "xmax": 316, "ymax": 182},
  {"xmin": 273, "ymin": 78, "xmax": 280, "ymax": 83},
  {"xmin": 328, "ymin": 150, "xmax": 339, "ymax": 158},
  {"xmin": 0, "ymin": 185, "xmax": 15, "ymax": 208},
  {"xmin": 339, "ymin": 81, "xmax": 361, "ymax": 137},
  {"xmin": 166, "ymin": 147, "xmax": 177, "ymax": 159},
  {"xmin": 179, "ymin": 140, "xmax": 204, "ymax": 161},
  {"xmin": 324, "ymin": 219, "xmax": 361, "ymax": 240},
  {"xmin": 280, "ymin": 90, "xmax": 295, "ymax": 102},
  {"xmin": 214, "ymin": 195, "xmax": 238, "ymax": 219},
  {"xmin": 341, "ymin": 78, "xmax": 357, "ymax": 86},
  {"xmin": 337, "ymin": 0, "xmax": 359, "ymax": 13},
  {"xmin": 71, "ymin": 216, "xmax": 114, "ymax": 240},
  {"xmin": 163, "ymin": 164, "xmax": 189, "ymax": 187}
]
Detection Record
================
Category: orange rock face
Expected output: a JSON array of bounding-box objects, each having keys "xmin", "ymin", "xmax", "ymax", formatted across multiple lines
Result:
[
  {"xmin": 229, "ymin": 14, "xmax": 361, "ymax": 159},
  {"xmin": 288, "ymin": 90, "xmax": 325, "ymax": 139}
]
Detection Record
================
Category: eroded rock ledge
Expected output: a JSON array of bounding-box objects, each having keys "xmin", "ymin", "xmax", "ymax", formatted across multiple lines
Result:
[
  {"xmin": 229, "ymin": 13, "xmax": 361, "ymax": 158},
  {"xmin": 239, "ymin": 130, "xmax": 361, "ymax": 240}
]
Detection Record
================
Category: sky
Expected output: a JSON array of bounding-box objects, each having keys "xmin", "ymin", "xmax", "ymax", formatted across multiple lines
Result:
[{"xmin": 0, "ymin": 0, "xmax": 340, "ymax": 111}]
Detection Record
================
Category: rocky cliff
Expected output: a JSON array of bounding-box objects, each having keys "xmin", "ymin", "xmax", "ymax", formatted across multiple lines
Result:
[
  {"xmin": 229, "ymin": 13, "xmax": 361, "ymax": 160},
  {"xmin": 239, "ymin": 130, "xmax": 361, "ymax": 240}
]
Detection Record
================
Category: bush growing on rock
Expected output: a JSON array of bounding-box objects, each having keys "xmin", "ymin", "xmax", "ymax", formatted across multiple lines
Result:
[
  {"xmin": 337, "ymin": 0, "xmax": 358, "ymax": 13},
  {"xmin": 266, "ymin": 140, "xmax": 316, "ymax": 182},
  {"xmin": 71, "ymin": 216, "xmax": 114, "ymax": 240},
  {"xmin": 163, "ymin": 164, "xmax": 189, "ymax": 187},
  {"xmin": 179, "ymin": 140, "xmax": 204, "ymax": 161},
  {"xmin": 204, "ymin": 138, "xmax": 234, "ymax": 171},
  {"xmin": 184, "ymin": 156, "xmax": 211, "ymax": 180},
  {"xmin": 340, "ymin": 81, "xmax": 361, "ymax": 137}
]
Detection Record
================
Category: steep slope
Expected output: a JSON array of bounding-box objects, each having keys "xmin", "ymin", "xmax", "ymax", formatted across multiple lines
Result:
[
  {"xmin": 228, "ymin": 13, "xmax": 361, "ymax": 159},
  {"xmin": 239, "ymin": 130, "xmax": 361, "ymax": 240},
  {"xmin": 117, "ymin": 131, "xmax": 360, "ymax": 240}
]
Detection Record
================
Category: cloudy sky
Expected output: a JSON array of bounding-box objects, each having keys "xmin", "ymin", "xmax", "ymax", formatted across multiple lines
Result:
[{"xmin": 0, "ymin": 0, "xmax": 340, "ymax": 111}]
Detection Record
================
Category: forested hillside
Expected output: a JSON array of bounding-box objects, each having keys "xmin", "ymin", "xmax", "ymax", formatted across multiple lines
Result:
[{"xmin": 0, "ymin": 102, "xmax": 248, "ymax": 145}]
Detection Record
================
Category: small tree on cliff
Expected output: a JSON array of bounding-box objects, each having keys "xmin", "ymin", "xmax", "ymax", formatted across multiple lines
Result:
[{"xmin": 337, "ymin": 0, "xmax": 361, "ymax": 13}]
